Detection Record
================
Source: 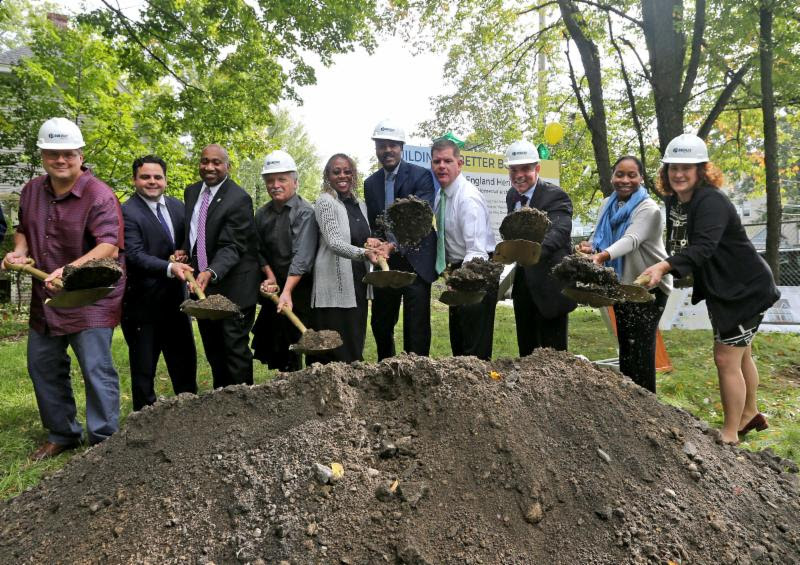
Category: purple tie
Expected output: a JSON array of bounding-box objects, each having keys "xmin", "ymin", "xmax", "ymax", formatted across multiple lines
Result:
[{"xmin": 196, "ymin": 187, "xmax": 211, "ymax": 272}]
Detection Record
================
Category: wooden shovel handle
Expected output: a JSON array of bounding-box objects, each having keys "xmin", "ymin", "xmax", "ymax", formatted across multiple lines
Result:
[
  {"xmin": 633, "ymin": 273, "xmax": 651, "ymax": 287},
  {"xmin": 2, "ymin": 258, "xmax": 64, "ymax": 289},
  {"xmin": 169, "ymin": 254, "xmax": 205, "ymax": 299},
  {"xmin": 260, "ymin": 290, "xmax": 307, "ymax": 333},
  {"xmin": 376, "ymin": 257, "xmax": 390, "ymax": 272}
]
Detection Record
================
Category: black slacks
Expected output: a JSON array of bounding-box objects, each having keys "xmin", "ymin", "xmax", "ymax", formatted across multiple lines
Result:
[
  {"xmin": 198, "ymin": 304, "xmax": 256, "ymax": 388},
  {"xmin": 121, "ymin": 311, "xmax": 197, "ymax": 411},
  {"xmin": 613, "ymin": 288, "xmax": 668, "ymax": 393},
  {"xmin": 449, "ymin": 285, "xmax": 497, "ymax": 361},
  {"xmin": 512, "ymin": 268, "xmax": 569, "ymax": 354},
  {"xmin": 371, "ymin": 274, "xmax": 432, "ymax": 361}
]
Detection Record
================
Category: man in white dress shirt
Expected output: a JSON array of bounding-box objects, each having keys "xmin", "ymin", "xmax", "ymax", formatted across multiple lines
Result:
[{"xmin": 432, "ymin": 138, "xmax": 497, "ymax": 360}]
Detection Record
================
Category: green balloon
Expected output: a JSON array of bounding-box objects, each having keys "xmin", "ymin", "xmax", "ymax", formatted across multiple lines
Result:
[
  {"xmin": 438, "ymin": 131, "xmax": 465, "ymax": 149},
  {"xmin": 537, "ymin": 143, "xmax": 551, "ymax": 160}
]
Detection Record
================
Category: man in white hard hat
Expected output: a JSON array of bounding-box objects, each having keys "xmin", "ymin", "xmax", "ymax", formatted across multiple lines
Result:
[
  {"xmin": 364, "ymin": 119, "xmax": 437, "ymax": 360},
  {"xmin": 251, "ymin": 149, "xmax": 318, "ymax": 371},
  {"xmin": 504, "ymin": 140, "xmax": 576, "ymax": 354},
  {"xmin": 183, "ymin": 144, "xmax": 261, "ymax": 388},
  {"xmin": 121, "ymin": 155, "xmax": 197, "ymax": 410},
  {"xmin": 431, "ymin": 137, "xmax": 497, "ymax": 359},
  {"xmin": 1, "ymin": 117, "xmax": 125, "ymax": 460}
]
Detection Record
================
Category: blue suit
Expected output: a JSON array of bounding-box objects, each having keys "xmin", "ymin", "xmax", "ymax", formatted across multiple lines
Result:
[
  {"xmin": 364, "ymin": 160, "xmax": 437, "ymax": 359},
  {"xmin": 121, "ymin": 194, "xmax": 197, "ymax": 410}
]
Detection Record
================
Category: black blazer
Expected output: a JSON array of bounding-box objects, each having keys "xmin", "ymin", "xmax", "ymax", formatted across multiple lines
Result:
[
  {"xmin": 0, "ymin": 205, "xmax": 6, "ymax": 241},
  {"xmin": 122, "ymin": 194, "xmax": 187, "ymax": 323},
  {"xmin": 665, "ymin": 185, "xmax": 779, "ymax": 332},
  {"xmin": 183, "ymin": 177, "xmax": 260, "ymax": 309},
  {"xmin": 506, "ymin": 178, "xmax": 577, "ymax": 319},
  {"xmin": 364, "ymin": 160, "xmax": 437, "ymax": 284}
]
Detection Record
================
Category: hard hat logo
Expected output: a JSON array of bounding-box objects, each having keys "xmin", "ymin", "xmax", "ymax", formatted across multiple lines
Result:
[{"xmin": 37, "ymin": 117, "xmax": 85, "ymax": 150}]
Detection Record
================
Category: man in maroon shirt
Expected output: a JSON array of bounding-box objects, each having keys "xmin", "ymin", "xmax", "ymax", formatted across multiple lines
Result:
[{"xmin": 1, "ymin": 118, "xmax": 124, "ymax": 461}]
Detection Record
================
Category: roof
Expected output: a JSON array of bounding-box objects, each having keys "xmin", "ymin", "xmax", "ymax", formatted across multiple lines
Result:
[{"xmin": 0, "ymin": 46, "xmax": 32, "ymax": 67}]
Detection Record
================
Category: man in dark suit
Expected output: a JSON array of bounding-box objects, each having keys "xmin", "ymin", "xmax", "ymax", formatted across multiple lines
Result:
[
  {"xmin": 504, "ymin": 140, "xmax": 576, "ymax": 354},
  {"xmin": 121, "ymin": 155, "xmax": 197, "ymax": 410},
  {"xmin": 183, "ymin": 144, "xmax": 261, "ymax": 388},
  {"xmin": 364, "ymin": 119, "xmax": 437, "ymax": 360}
]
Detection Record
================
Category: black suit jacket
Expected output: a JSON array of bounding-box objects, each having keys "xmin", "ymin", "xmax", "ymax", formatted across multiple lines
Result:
[
  {"xmin": 506, "ymin": 178, "xmax": 577, "ymax": 319},
  {"xmin": 0, "ymin": 205, "xmax": 7, "ymax": 241},
  {"xmin": 364, "ymin": 160, "xmax": 437, "ymax": 284},
  {"xmin": 122, "ymin": 194, "xmax": 187, "ymax": 323},
  {"xmin": 183, "ymin": 177, "xmax": 260, "ymax": 309}
]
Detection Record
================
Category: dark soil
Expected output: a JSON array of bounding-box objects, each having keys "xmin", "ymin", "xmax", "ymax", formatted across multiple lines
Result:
[
  {"xmin": 61, "ymin": 258, "xmax": 123, "ymax": 290},
  {"xmin": 292, "ymin": 329, "xmax": 343, "ymax": 353},
  {"xmin": 499, "ymin": 207, "xmax": 551, "ymax": 242},
  {"xmin": 552, "ymin": 255, "xmax": 619, "ymax": 288},
  {"xmin": 385, "ymin": 196, "xmax": 434, "ymax": 248},
  {"xmin": 1, "ymin": 352, "xmax": 798, "ymax": 564},
  {"xmin": 180, "ymin": 294, "xmax": 240, "ymax": 316},
  {"xmin": 448, "ymin": 258, "xmax": 503, "ymax": 292}
]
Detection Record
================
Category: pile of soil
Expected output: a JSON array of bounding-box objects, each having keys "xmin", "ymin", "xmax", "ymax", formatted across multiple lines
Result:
[
  {"xmin": 552, "ymin": 255, "xmax": 619, "ymax": 288},
  {"xmin": 448, "ymin": 258, "xmax": 504, "ymax": 292},
  {"xmin": 499, "ymin": 207, "xmax": 551, "ymax": 242},
  {"xmin": 385, "ymin": 196, "xmax": 433, "ymax": 248},
  {"xmin": 62, "ymin": 258, "xmax": 123, "ymax": 290},
  {"xmin": 1, "ymin": 352, "xmax": 798, "ymax": 563}
]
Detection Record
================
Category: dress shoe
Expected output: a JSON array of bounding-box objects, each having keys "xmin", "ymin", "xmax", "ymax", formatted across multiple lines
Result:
[
  {"xmin": 29, "ymin": 441, "xmax": 79, "ymax": 461},
  {"xmin": 738, "ymin": 413, "xmax": 768, "ymax": 438}
]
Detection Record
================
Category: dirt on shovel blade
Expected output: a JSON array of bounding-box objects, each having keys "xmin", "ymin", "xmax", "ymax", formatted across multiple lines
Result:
[
  {"xmin": 290, "ymin": 329, "xmax": 343, "ymax": 353},
  {"xmin": 499, "ymin": 207, "xmax": 551, "ymax": 242},
  {"xmin": 448, "ymin": 257, "xmax": 503, "ymax": 292},
  {"xmin": 180, "ymin": 294, "xmax": 240, "ymax": 314},
  {"xmin": 551, "ymin": 254, "xmax": 619, "ymax": 288},
  {"xmin": 61, "ymin": 258, "xmax": 122, "ymax": 290},
  {"xmin": 385, "ymin": 196, "xmax": 434, "ymax": 248},
  {"xmin": 1, "ymin": 351, "xmax": 798, "ymax": 564}
]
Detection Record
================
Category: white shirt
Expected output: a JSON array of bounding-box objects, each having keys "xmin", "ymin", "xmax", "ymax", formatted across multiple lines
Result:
[
  {"xmin": 513, "ymin": 184, "xmax": 537, "ymax": 211},
  {"xmin": 137, "ymin": 193, "xmax": 177, "ymax": 278},
  {"xmin": 434, "ymin": 174, "xmax": 495, "ymax": 263},
  {"xmin": 189, "ymin": 178, "xmax": 226, "ymax": 251}
]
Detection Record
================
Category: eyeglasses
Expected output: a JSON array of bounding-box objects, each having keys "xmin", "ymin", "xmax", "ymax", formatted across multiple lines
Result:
[{"xmin": 42, "ymin": 150, "xmax": 81, "ymax": 161}]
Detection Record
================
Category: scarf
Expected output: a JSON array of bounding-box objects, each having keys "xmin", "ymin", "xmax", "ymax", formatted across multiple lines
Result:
[{"xmin": 592, "ymin": 185, "xmax": 648, "ymax": 277}]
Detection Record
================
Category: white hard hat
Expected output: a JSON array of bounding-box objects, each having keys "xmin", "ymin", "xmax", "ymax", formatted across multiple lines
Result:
[
  {"xmin": 260, "ymin": 149, "xmax": 297, "ymax": 175},
  {"xmin": 36, "ymin": 117, "xmax": 85, "ymax": 150},
  {"xmin": 371, "ymin": 119, "xmax": 406, "ymax": 143},
  {"xmin": 504, "ymin": 140, "xmax": 540, "ymax": 166},
  {"xmin": 661, "ymin": 134, "xmax": 709, "ymax": 164}
]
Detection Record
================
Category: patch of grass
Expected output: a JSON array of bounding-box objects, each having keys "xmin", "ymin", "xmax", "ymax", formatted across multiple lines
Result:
[{"xmin": 1, "ymin": 302, "xmax": 798, "ymax": 500}]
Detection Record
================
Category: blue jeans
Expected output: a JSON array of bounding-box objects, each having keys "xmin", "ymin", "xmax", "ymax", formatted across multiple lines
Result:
[{"xmin": 27, "ymin": 327, "xmax": 120, "ymax": 445}]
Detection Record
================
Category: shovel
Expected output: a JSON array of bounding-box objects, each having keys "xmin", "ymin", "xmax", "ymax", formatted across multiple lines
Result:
[
  {"xmin": 363, "ymin": 257, "xmax": 416, "ymax": 289},
  {"xmin": 179, "ymin": 269, "xmax": 240, "ymax": 320},
  {"xmin": 260, "ymin": 290, "xmax": 343, "ymax": 354},
  {"xmin": 493, "ymin": 239, "xmax": 542, "ymax": 266},
  {"xmin": 2, "ymin": 259, "xmax": 114, "ymax": 308},
  {"xmin": 616, "ymin": 274, "xmax": 655, "ymax": 303},
  {"xmin": 439, "ymin": 289, "xmax": 486, "ymax": 306},
  {"xmin": 562, "ymin": 284, "xmax": 619, "ymax": 307}
]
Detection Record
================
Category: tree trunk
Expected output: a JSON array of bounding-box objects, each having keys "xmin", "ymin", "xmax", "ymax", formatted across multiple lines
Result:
[
  {"xmin": 759, "ymin": 1, "xmax": 781, "ymax": 280},
  {"xmin": 641, "ymin": 0, "xmax": 688, "ymax": 153},
  {"xmin": 557, "ymin": 0, "xmax": 612, "ymax": 196}
]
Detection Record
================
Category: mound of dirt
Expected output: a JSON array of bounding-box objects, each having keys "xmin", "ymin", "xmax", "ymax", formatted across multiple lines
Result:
[
  {"xmin": 499, "ymin": 207, "xmax": 551, "ymax": 242},
  {"xmin": 62, "ymin": 258, "xmax": 122, "ymax": 290},
  {"xmin": 1, "ymin": 352, "xmax": 798, "ymax": 564},
  {"xmin": 448, "ymin": 258, "xmax": 504, "ymax": 292},
  {"xmin": 385, "ymin": 196, "xmax": 434, "ymax": 248}
]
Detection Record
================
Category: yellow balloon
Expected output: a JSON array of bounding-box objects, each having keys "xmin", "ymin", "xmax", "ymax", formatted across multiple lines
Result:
[{"xmin": 543, "ymin": 122, "xmax": 564, "ymax": 145}]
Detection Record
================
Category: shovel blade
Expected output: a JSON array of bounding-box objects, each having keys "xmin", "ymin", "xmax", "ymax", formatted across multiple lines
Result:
[
  {"xmin": 363, "ymin": 270, "xmax": 417, "ymax": 289},
  {"xmin": 439, "ymin": 289, "xmax": 486, "ymax": 306},
  {"xmin": 617, "ymin": 284, "xmax": 655, "ymax": 303},
  {"xmin": 180, "ymin": 300, "xmax": 239, "ymax": 320},
  {"xmin": 290, "ymin": 329, "xmax": 344, "ymax": 354},
  {"xmin": 45, "ymin": 286, "xmax": 115, "ymax": 308},
  {"xmin": 493, "ymin": 240, "xmax": 542, "ymax": 266},
  {"xmin": 562, "ymin": 286, "xmax": 618, "ymax": 308}
]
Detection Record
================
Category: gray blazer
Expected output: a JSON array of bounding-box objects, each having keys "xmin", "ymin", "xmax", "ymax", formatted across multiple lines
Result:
[
  {"xmin": 311, "ymin": 192, "xmax": 371, "ymax": 308},
  {"xmin": 591, "ymin": 196, "xmax": 673, "ymax": 294}
]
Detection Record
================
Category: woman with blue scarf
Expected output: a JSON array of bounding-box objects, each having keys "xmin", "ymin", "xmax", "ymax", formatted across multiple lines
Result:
[{"xmin": 578, "ymin": 156, "xmax": 672, "ymax": 392}]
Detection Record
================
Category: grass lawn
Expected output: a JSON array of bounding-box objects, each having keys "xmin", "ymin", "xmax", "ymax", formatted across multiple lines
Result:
[{"xmin": 1, "ymin": 300, "xmax": 798, "ymax": 499}]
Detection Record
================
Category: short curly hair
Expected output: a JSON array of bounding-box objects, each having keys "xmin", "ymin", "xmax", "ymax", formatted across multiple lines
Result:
[{"xmin": 655, "ymin": 161, "xmax": 724, "ymax": 197}]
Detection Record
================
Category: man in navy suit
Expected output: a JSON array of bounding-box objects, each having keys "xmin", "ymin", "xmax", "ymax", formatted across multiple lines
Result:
[
  {"xmin": 121, "ymin": 155, "xmax": 197, "ymax": 410},
  {"xmin": 504, "ymin": 141, "xmax": 576, "ymax": 354},
  {"xmin": 364, "ymin": 119, "xmax": 437, "ymax": 360}
]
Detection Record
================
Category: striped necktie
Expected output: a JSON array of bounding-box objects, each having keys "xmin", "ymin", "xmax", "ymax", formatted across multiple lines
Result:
[
  {"xmin": 435, "ymin": 191, "xmax": 447, "ymax": 274},
  {"xmin": 196, "ymin": 188, "xmax": 211, "ymax": 272}
]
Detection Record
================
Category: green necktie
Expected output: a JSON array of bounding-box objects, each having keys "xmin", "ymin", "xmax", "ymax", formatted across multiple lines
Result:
[{"xmin": 435, "ymin": 191, "xmax": 447, "ymax": 274}]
